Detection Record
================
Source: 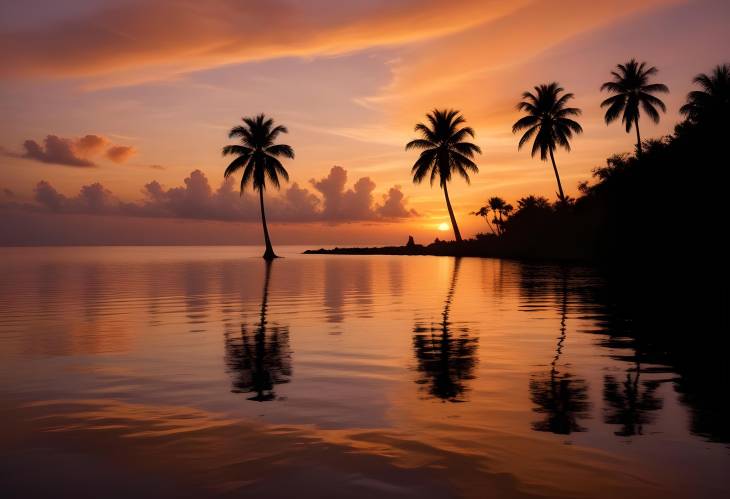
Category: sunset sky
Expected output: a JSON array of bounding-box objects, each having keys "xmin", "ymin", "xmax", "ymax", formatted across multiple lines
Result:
[{"xmin": 1, "ymin": 0, "xmax": 728, "ymax": 245}]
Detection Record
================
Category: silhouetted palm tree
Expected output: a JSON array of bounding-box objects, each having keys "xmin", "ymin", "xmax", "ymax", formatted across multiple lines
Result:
[
  {"xmin": 680, "ymin": 64, "xmax": 730, "ymax": 127},
  {"xmin": 472, "ymin": 206, "xmax": 496, "ymax": 234},
  {"xmin": 601, "ymin": 59, "xmax": 668, "ymax": 158},
  {"xmin": 513, "ymin": 83, "xmax": 582, "ymax": 203},
  {"xmin": 222, "ymin": 114, "xmax": 294, "ymax": 260},
  {"xmin": 489, "ymin": 197, "xmax": 513, "ymax": 235},
  {"xmin": 406, "ymin": 109, "xmax": 482, "ymax": 242},
  {"xmin": 517, "ymin": 195, "xmax": 552, "ymax": 211},
  {"xmin": 473, "ymin": 197, "xmax": 512, "ymax": 235}
]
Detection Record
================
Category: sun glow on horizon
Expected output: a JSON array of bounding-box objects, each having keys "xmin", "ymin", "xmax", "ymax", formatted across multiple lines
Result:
[{"xmin": 437, "ymin": 222, "xmax": 450, "ymax": 232}]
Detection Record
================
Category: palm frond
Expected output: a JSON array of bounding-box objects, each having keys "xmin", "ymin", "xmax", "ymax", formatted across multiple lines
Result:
[
  {"xmin": 452, "ymin": 141, "xmax": 481, "ymax": 157},
  {"xmin": 517, "ymin": 124, "xmax": 539, "ymax": 150},
  {"xmin": 405, "ymin": 138, "xmax": 435, "ymax": 151},
  {"xmin": 266, "ymin": 143, "xmax": 295, "ymax": 159},
  {"xmin": 267, "ymin": 156, "xmax": 290, "ymax": 184},
  {"xmin": 222, "ymin": 144, "xmax": 252, "ymax": 157},
  {"xmin": 224, "ymin": 154, "xmax": 250, "ymax": 178}
]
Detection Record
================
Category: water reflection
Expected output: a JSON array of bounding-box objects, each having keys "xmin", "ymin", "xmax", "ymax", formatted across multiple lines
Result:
[
  {"xmin": 224, "ymin": 261, "xmax": 292, "ymax": 401},
  {"xmin": 603, "ymin": 357, "xmax": 663, "ymax": 436},
  {"xmin": 324, "ymin": 259, "xmax": 373, "ymax": 323},
  {"xmin": 528, "ymin": 270, "xmax": 591, "ymax": 434},
  {"xmin": 412, "ymin": 258, "xmax": 478, "ymax": 402},
  {"xmin": 583, "ymin": 281, "xmax": 729, "ymax": 443}
]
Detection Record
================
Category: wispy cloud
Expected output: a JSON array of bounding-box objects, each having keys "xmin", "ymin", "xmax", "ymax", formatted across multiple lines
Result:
[{"xmin": 0, "ymin": 0, "xmax": 524, "ymax": 86}]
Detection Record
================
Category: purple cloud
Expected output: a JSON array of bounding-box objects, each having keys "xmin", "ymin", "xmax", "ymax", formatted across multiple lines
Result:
[{"xmin": 19, "ymin": 166, "xmax": 416, "ymax": 224}]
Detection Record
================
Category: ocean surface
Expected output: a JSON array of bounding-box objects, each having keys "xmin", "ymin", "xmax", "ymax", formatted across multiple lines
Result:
[{"xmin": 0, "ymin": 246, "xmax": 727, "ymax": 498}]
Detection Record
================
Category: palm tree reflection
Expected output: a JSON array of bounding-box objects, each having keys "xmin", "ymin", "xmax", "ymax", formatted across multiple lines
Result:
[
  {"xmin": 603, "ymin": 355, "xmax": 663, "ymax": 436},
  {"xmin": 224, "ymin": 261, "xmax": 291, "ymax": 401},
  {"xmin": 413, "ymin": 258, "xmax": 478, "ymax": 402},
  {"xmin": 529, "ymin": 271, "xmax": 590, "ymax": 434}
]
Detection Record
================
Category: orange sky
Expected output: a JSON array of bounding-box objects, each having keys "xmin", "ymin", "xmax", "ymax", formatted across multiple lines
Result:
[{"xmin": 1, "ymin": 0, "xmax": 728, "ymax": 245}]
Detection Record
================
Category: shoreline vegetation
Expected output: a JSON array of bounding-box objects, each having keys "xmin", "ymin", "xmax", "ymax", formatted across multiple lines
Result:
[{"xmin": 303, "ymin": 63, "xmax": 727, "ymax": 275}]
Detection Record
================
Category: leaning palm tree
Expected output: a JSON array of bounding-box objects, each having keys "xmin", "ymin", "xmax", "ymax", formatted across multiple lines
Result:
[
  {"xmin": 680, "ymin": 64, "xmax": 730, "ymax": 126},
  {"xmin": 406, "ymin": 109, "xmax": 481, "ymax": 242},
  {"xmin": 222, "ymin": 114, "xmax": 294, "ymax": 260},
  {"xmin": 601, "ymin": 59, "xmax": 669, "ymax": 158},
  {"xmin": 472, "ymin": 206, "xmax": 496, "ymax": 235},
  {"xmin": 512, "ymin": 83, "xmax": 582, "ymax": 203}
]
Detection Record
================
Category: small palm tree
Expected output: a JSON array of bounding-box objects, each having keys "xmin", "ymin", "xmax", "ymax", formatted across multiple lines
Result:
[
  {"xmin": 472, "ymin": 206, "xmax": 496, "ymax": 235},
  {"xmin": 601, "ymin": 59, "xmax": 669, "ymax": 158},
  {"xmin": 512, "ymin": 83, "xmax": 582, "ymax": 203},
  {"xmin": 406, "ymin": 109, "xmax": 481, "ymax": 242},
  {"xmin": 222, "ymin": 114, "xmax": 294, "ymax": 260},
  {"xmin": 680, "ymin": 64, "xmax": 730, "ymax": 126},
  {"xmin": 491, "ymin": 198, "xmax": 513, "ymax": 235}
]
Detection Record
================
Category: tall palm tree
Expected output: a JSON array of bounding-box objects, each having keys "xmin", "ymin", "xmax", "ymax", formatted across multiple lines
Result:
[
  {"xmin": 601, "ymin": 59, "xmax": 669, "ymax": 158},
  {"xmin": 406, "ymin": 109, "xmax": 482, "ymax": 242},
  {"xmin": 680, "ymin": 64, "xmax": 730, "ymax": 127},
  {"xmin": 512, "ymin": 83, "xmax": 582, "ymax": 203},
  {"xmin": 222, "ymin": 114, "xmax": 294, "ymax": 260}
]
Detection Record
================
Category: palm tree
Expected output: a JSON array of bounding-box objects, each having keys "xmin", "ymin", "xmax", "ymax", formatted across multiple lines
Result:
[
  {"xmin": 488, "ymin": 197, "xmax": 513, "ymax": 235},
  {"xmin": 601, "ymin": 59, "xmax": 669, "ymax": 158},
  {"xmin": 512, "ymin": 83, "xmax": 582, "ymax": 203},
  {"xmin": 473, "ymin": 197, "xmax": 512, "ymax": 235},
  {"xmin": 222, "ymin": 114, "xmax": 294, "ymax": 260},
  {"xmin": 680, "ymin": 64, "xmax": 730, "ymax": 127},
  {"xmin": 472, "ymin": 206, "xmax": 496, "ymax": 235},
  {"xmin": 406, "ymin": 109, "xmax": 482, "ymax": 242}
]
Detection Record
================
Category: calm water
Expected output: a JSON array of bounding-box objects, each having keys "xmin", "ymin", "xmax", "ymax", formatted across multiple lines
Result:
[{"xmin": 0, "ymin": 246, "xmax": 727, "ymax": 498}]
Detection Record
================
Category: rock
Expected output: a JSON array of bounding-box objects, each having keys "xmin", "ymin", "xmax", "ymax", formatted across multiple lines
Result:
[{"xmin": 406, "ymin": 235, "xmax": 415, "ymax": 247}]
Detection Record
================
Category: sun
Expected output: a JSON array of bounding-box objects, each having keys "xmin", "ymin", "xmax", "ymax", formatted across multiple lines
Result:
[{"xmin": 437, "ymin": 222, "xmax": 450, "ymax": 232}]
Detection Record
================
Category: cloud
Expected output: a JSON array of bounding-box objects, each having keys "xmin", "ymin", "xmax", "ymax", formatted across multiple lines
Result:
[
  {"xmin": 34, "ymin": 179, "xmax": 116, "ymax": 212},
  {"xmin": 106, "ymin": 145, "xmax": 136, "ymax": 163},
  {"xmin": 19, "ymin": 166, "xmax": 415, "ymax": 224},
  {"xmin": 4, "ymin": 134, "xmax": 137, "ymax": 167},
  {"xmin": 75, "ymin": 134, "xmax": 110, "ymax": 155},
  {"xmin": 34, "ymin": 180, "xmax": 66, "ymax": 210},
  {"xmin": 21, "ymin": 135, "xmax": 95, "ymax": 167},
  {"xmin": 377, "ymin": 186, "xmax": 418, "ymax": 218},
  {"xmin": 310, "ymin": 166, "xmax": 415, "ymax": 222},
  {"xmin": 0, "ymin": 0, "xmax": 522, "ymax": 85}
]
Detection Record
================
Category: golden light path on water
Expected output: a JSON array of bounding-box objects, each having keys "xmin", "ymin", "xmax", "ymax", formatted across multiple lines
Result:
[{"xmin": 0, "ymin": 247, "xmax": 727, "ymax": 498}]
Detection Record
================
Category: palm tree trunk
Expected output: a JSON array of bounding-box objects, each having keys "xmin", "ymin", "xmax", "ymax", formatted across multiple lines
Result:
[
  {"xmin": 442, "ymin": 182, "xmax": 462, "ymax": 242},
  {"xmin": 484, "ymin": 214, "xmax": 496, "ymax": 235},
  {"xmin": 548, "ymin": 147, "xmax": 566, "ymax": 203},
  {"xmin": 258, "ymin": 188, "xmax": 277, "ymax": 260},
  {"xmin": 634, "ymin": 117, "xmax": 642, "ymax": 159}
]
